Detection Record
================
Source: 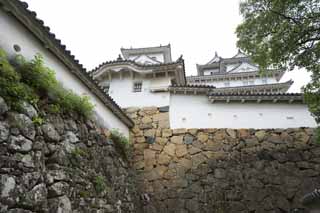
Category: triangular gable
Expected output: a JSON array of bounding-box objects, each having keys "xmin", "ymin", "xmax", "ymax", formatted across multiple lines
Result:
[
  {"xmin": 232, "ymin": 50, "xmax": 247, "ymax": 58},
  {"xmin": 132, "ymin": 54, "xmax": 161, "ymax": 65},
  {"xmin": 228, "ymin": 62, "xmax": 259, "ymax": 73},
  {"xmin": 206, "ymin": 52, "xmax": 221, "ymax": 64}
]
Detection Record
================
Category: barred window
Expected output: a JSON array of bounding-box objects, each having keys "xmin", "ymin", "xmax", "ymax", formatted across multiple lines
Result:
[{"xmin": 133, "ymin": 82, "xmax": 142, "ymax": 92}]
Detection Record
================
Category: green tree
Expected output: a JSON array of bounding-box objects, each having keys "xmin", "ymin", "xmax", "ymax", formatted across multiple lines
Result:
[{"xmin": 236, "ymin": 0, "xmax": 320, "ymax": 141}]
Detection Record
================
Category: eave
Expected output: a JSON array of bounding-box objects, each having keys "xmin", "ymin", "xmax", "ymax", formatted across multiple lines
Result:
[
  {"xmin": 188, "ymin": 69, "xmax": 286, "ymax": 83},
  {"xmin": 208, "ymin": 92, "xmax": 304, "ymax": 104},
  {"xmin": 91, "ymin": 58, "xmax": 186, "ymax": 85},
  {"xmin": 210, "ymin": 80, "xmax": 293, "ymax": 93}
]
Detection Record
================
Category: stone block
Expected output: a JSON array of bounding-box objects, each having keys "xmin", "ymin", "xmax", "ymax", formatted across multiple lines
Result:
[
  {"xmin": 141, "ymin": 116, "xmax": 152, "ymax": 124},
  {"xmin": 197, "ymin": 132, "xmax": 208, "ymax": 142},
  {"xmin": 162, "ymin": 129, "xmax": 172, "ymax": 137},
  {"xmin": 144, "ymin": 129, "xmax": 156, "ymax": 137},
  {"xmin": 153, "ymin": 112, "xmax": 169, "ymax": 121},
  {"xmin": 176, "ymin": 145, "xmax": 188, "ymax": 158},
  {"xmin": 184, "ymin": 134, "xmax": 194, "ymax": 145},
  {"xmin": 163, "ymin": 143, "xmax": 176, "ymax": 157},
  {"xmin": 158, "ymin": 153, "xmax": 171, "ymax": 165},
  {"xmin": 172, "ymin": 128, "xmax": 187, "ymax": 135},
  {"xmin": 171, "ymin": 136, "xmax": 183, "ymax": 144}
]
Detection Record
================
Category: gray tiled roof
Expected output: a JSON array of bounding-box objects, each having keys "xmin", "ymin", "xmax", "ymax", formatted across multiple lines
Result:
[{"xmin": 121, "ymin": 44, "xmax": 172, "ymax": 63}]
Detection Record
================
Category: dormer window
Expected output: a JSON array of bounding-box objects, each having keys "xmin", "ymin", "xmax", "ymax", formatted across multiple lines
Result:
[
  {"xmin": 133, "ymin": 82, "xmax": 142, "ymax": 92},
  {"xmin": 151, "ymin": 56, "xmax": 157, "ymax": 60}
]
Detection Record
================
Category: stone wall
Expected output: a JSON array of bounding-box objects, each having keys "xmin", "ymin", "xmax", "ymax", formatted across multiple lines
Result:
[
  {"xmin": 126, "ymin": 107, "xmax": 320, "ymax": 213},
  {"xmin": 0, "ymin": 97, "xmax": 141, "ymax": 213}
]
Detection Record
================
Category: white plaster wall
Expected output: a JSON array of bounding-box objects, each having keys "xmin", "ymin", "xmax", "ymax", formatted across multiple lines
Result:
[
  {"xmin": 203, "ymin": 69, "xmax": 219, "ymax": 75},
  {"xmin": 0, "ymin": 10, "xmax": 130, "ymax": 137},
  {"xmin": 106, "ymin": 75, "xmax": 170, "ymax": 108},
  {"xmin": 170, "ymin": 94, "xmax": 317, "ymax": 129}
]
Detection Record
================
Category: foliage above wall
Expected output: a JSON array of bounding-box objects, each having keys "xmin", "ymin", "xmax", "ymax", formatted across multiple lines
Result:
[
  {"xmin": 0, "ymin": 49, "xmax": 94, "ymax": 118},
  {"xmin": 236, "ymin": 0, "xmax": 320, "ymax": 142}
]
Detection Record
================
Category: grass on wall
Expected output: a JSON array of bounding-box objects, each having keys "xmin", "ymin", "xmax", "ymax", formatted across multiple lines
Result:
[{"xmin": 0, "ymin": 48, "xmax": 94, "ymax": 118}]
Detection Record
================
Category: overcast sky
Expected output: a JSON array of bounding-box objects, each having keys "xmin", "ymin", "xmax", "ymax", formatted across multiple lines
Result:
[{"xmin": 24, "ymin": 0, "xmax": 310, "ymax": 92}]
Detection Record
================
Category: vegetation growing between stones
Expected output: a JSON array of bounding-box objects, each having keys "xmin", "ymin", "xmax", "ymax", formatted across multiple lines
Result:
[
  {"xmin": 94, "ymin": 175, "xmax": 107, "ymax": 194},
  {"xmin": 0, "ymin": 49, "xmax": 94, "ymax": 118},
  {"xmin": 110, "ymin": 129, "xmax": 130, "ymax": 159}
]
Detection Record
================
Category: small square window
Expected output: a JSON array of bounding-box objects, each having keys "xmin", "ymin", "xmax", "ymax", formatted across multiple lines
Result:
[
  {"xmin": 243, "ymin": 81, "xmax": 248, "ymax": 86},
  {"xmin": 249, "ymin": 80, "xmax": 255, "ymax": 85},
  {"xmin": 133, "ymin": 82, "xmax": 142, "ymax": 92}
]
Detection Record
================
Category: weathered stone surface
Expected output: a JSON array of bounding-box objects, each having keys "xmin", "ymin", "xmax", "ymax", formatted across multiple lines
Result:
[
  {"xmin": 1, "ymin": 175, "xmax": 16, "ymax": 198},
  {"xmin": 0, "ymin": 97, "xmax": 9, "ymax": 115},
  {"xmin": 191, "ymin": 153, "xmax": 206, "ymax": 169},
  {"xmin": 48, "ymin": 195, "xmax": 72, "ymax": 213},
  {"xmin": 188, "ymin": 147, "xmax": 202, "ymax": 155},
  {"xmin": 42, "ymin": 123, "xmax": 60, "ymax": 142},
  {"xmin": 226, "ymin": 129, "xmax": 237, "ymax": 138},
  {"xmin": 197, "ymin": 132, "xmax": 208, "ymax": 142},
  {"xmin": 8, "ymin": 135, "xmax": 33, "ymax": 153},
  {"xmin": 255, "ymin": 130, "xmax": 266, "ymax": 141},
  {"xmin": 1, "ymin": 101, "xmax": 140, "ymax": 213},
  {"xmin": 48, "ymin": 182, "xmax": 69, "ymax": 197},
  {"xmin": 144, "ymin": 129, "xmax": 156, "ymax": 137},
  {"xmin": 176, "ymin": 145, "xmax": 188, "ymax": 158},
  {"xmin": 173, "ymin": 128, "xmax": 187, "ymax": 135},
  {"xmin": 20, "ymin": 102, "xmax": 38, "ymax": 119},
  {"xmin": 171, "ymin": 136, "xmax": 183, "ymax": 144},
  {"xmin": 8, "ymin": 113, "xmax": 35, "ymax": 140},
  {"xmin": 63, "ymin": 131, "xmax": 79, "ymax": 144},
  {"xmin": 163, "ymin": 143, "xmax": 176, "ymax": 157},
  {"xmin": 184, "ymin": 134, "xmax": 194, "ymax": 145},
  {"xmin": 158, "ymin": 153, "xmax": 171, "ymax": 165},
  {"xmin": 0, "ymin": 121, "xmax": 9, "ymax": 142},
  {"xmin": 162, "ymin": 129, "xmax": 172, "ymax": 137},
  {"xmin": 142, "ymin": 116, "xmax": 152, "ymax": 124},
  {"xmin": 128, "ymin": 107, "xmax": 320, "ymax": 213}
]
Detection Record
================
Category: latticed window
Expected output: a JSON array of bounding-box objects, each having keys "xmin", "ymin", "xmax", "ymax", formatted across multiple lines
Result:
[{"xmin": 133, "ymin": 82, "xmax": 142, "ymax": 92}]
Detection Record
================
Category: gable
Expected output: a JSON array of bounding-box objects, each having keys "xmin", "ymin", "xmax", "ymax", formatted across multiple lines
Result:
[
  {"xmin": 232, "ymin": 52, "xmax": 247, "ymax": 58},
  {"xmin": 130, "ymin": 54, "xmax": 161, "ymax": 65},
  {"xmin": 228, "ymin": 62, "xmax": 259, "ymax": 73}
]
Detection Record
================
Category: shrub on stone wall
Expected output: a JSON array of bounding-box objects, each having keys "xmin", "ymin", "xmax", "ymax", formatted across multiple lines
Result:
[
  {"xmin": 0, "ymin": 49, "xmax": 94, "ymax": 118},
  {"xmin": 110, "ymin": 129, "xmax": 130, "ymax": 159}
]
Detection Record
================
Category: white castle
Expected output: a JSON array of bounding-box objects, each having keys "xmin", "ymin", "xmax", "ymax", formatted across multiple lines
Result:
[{"xmin": 91, "ymin": 45, "xmax": 317, "ymax": 129}]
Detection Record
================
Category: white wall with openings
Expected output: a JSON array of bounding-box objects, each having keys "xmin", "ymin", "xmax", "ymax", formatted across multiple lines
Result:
[
  {"xmin": 170, "ymin": 94, "xmax": 317, "ymax": 129},
  {"xmin": 103, "ymin": 73, "xmax": 171, "ymax": 108},
  {"xmin": 0, "ymin": 10, "xmax": 130, "ymax": 137}
]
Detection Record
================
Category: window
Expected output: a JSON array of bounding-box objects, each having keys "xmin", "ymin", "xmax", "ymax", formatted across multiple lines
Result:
[
  {"xmin": 133, "ymin": 82, "xmax": 142, "ymax": 92},
  {"xmin": 249, "ymin": 80, "xmax": 255, "ymax": 85},
  {"xmin": 242, "ymin": 81, "xmax": 248, "ymax": 86},
  {"xmin": 224, "ymin": 82, "xmax": 230, "ymax": 87}
]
